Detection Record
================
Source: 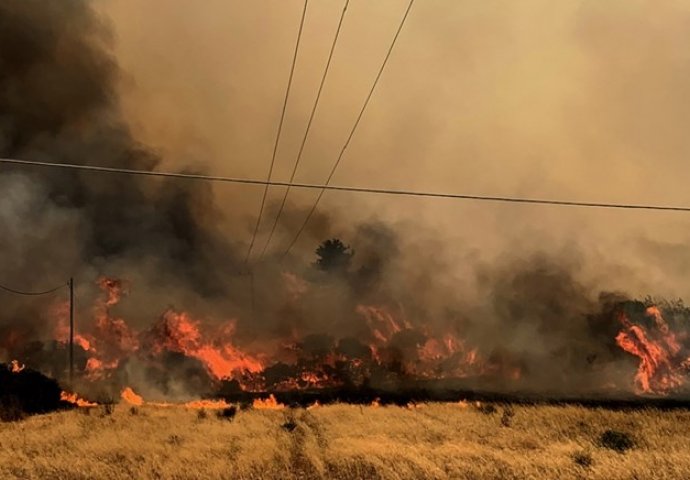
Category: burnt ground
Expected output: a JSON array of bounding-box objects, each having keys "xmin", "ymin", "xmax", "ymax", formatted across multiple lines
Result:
[{"xmin": 214, "ymin": 378, "xmax": 690, "ymax": 411}]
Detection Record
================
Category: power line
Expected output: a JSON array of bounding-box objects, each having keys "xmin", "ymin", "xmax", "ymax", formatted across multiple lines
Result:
[
  {"xmin": 245, "ymin": 0, "xmax": 309, "ymax": 264},
  {"xmin": 0, "ymin": 281, "xmax": 68, "ymax": 296},
  {"xmin": 259, "ymin": 0, "xmax": 350, "ymax": 259},
  {"xmin": 281, "ymin": 0, "xmax": 416, "ymax": 259},
  {"xmin": 5, "ymin": 157, "xmax": 690, "ymax": 213}
]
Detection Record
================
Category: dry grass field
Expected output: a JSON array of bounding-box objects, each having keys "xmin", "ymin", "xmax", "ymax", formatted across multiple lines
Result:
[{"xmin": 1, "ymin": 402, "xmax": 689, "ymax": 479}]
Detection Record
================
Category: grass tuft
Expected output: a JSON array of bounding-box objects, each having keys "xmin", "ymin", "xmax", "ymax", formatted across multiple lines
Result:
[
  {"xmin": 216, "ymin": 406, "xmax": 237, "ymax": 421},
  {"xmin": 477, "ymin": 403, "xmax": 497, "ymax": 415},
  {"xmin": 573, "ymin": 449, "xmax": 594, "ymax": 467},
  {"xmin": 599, "ymin": 429, "xmax": 635, "ymax": 453},
  {"xmin": 500, "ymin": 406, "xmax": 515, "ymax": 427},
  {"xmin": 282, "ymin": 419, "xmax": 298, "ymax": 432}
]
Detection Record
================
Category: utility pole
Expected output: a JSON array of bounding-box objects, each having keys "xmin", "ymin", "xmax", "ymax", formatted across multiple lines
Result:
[{"xmin": 69, "ymin": 277, "xmax": 74, "ymax": 383}]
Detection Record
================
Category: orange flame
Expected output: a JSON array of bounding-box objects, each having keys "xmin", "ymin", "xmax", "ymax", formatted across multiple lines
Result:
[
  {"xmin": 252, "ymin": 394, "xmax": 284, "ymax": 410},
  {"xmin": 615, "ymin": 306, "xmax": 686, "ymax": 395},
  {"xmin": 183, "ymin": 399, "xmax": 231, "ymax": 409},
  {"xmin": 10, "ymin": 360, "xmax": 24, "ymax": 373},
  {"xmin": 121, "ymin": 387, "xmax": 144, "ymax": 406},
  {"xmin": 149, "ymin": 311, "xmax": 263, "ymax": 380},
  {"xmin": 61, "ymin": 391, "xmax": 97, "ymax": 407}
]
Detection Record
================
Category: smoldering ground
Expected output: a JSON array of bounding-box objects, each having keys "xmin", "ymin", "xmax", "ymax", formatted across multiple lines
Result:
[{"xmin": 1, "ymin": 1, "xmax": 690, "ymax": 397}]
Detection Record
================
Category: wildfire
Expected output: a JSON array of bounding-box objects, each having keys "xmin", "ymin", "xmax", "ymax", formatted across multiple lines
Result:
[
  {"xmin": 183, "ymin": 399, "xmax": 231, "ymax": 409},
  {"xmin": 252, "ymin": 394, "xmax": 284, "ymax": 410},
  {"xmin": 615, "ymin": 306, "xmax": 689, "ymax": 395},
  {"xmin": 12, "ymin": 274, "xmax": 568, "ymax": 401},
  {"xmin": 357, "ymin": 305, "xmax": 410, "ymax": 344},
  {"xmin": 149, "ymin": 310, "xmax": 263, "ymax": 380},
  {"xmin": 61, "ymin": 391, "xmax": 97, "ymax": 407},
  {"xmin": 119, "ymin": 387, "xmax": 232, "ymax": 409},
  {"xmin": 10, "ymin": 359, "xmax": 24, "ymax": 373},
  {"xmin": 121, "ymin": 387, "xmax": 144, "ymax": 406}
]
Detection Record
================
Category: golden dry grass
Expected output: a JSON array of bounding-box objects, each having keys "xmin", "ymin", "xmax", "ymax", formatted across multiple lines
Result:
[{"xmin": 1, "ymin": 402, "xmax": 689, "ymax": 479}]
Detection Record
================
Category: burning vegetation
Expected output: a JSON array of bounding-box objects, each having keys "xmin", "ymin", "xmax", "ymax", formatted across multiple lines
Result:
[
  {"xmin": 6, "ymin": 264, "xmax": 690, "ymax": 407},
  {"xmin": 2, "ymin": 0, "xmax": 690, "ymax": 410}
]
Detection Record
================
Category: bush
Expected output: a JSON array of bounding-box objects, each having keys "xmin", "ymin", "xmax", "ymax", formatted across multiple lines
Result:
[
  {"xmin": 129, "ymin": 406, "xmax": 139, "ymax": 416},
  {"xmin": 0, "ymin": 395, "xmax": 26, "ymax": 422},
  {"xmin": 216, "ymin": 406, "xmax": 237, "ymax": 421},
  {"xmin": 477, "ymin": 403, "xmax": 497, "ymax": 415},
  {"xmin": 573, "ymin": 450, "xmax": 593, "ymax": 467},
  {"xmin": 100, "ymin": 403, "xmax": 115, "ymax": 416},
  {"xmin": 197, "ymin": 409, "xmax": 208, "ymax": 420},
  {"xmin": 282, "ymin": 419, "xmax": 298, "ymax": 432},
  {"xmin": 0, "ymin": 365, "xmax": 62, "ymax": 415},
  {"xmin": 500, "ymin": 407, "xmax": 515, "ymax": 427},
  {"xmin": 599, "ymin": 430, "xmax": 635, "ymax": 453}
]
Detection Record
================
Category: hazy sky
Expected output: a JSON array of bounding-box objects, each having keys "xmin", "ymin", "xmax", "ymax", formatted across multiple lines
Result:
[{"xmin": 98, "ymin": 0, "xmax": 690, "ymax": 298}]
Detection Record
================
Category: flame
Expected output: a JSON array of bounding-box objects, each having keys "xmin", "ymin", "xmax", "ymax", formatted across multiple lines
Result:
[
  {"xmin": 121, "ymin": 387, "xmax": 144, "ymax": 406},
  {"xmin": 307, "ymin": 400, "xmax": 321, "ymax": 410},
  {"xmin": 10, "ymin": 359, "xmax": 24, "ymax": 373},
  {"xmin": 39, "ymin": 277, "xmax": 519, "ymax": 396},
  {"xmin": 615, "ymin": 306, "xmax": 687, "ymax": 395},
  {"xmin": 149, "ymin": 310, "xmax": 263, "ymax": 380},
  {"xmin": 357, "ymin": 305, "xmax": 410, "ymax": 344},
  {"xmin": 120, "ymin": 386, "xmax": 232, "ymax": 409},
  {"xmin": 371, "ymin": 398, "xmax": 381, "ymax": 407},
  {"xmin": 61, "ymin": 391, "xmax": 97, "ymax": 407},
  {"xmin": 97, "ymin": 277, "xmax": 128, "ymax": 307},
  {"xmin": 183, "ymin": 399, "xmax": 231, "ymax": 409},
  {"xmin": 252, "ymin": 394, "xmax": 284, "ymax": 410}
]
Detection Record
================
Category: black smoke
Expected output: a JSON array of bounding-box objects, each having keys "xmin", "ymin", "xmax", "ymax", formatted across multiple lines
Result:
[{"xmin": 0, "ymin": 0, "xmax": 237, "ymax": 293}]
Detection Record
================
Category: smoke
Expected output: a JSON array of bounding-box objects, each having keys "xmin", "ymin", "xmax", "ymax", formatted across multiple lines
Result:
[
  {"xmin": 2, "ymin": 1, "xmax": 690, "ymax": 397},
  {"xmin": 0, "ymin": 1, "xmax": 244, "ymax": 322}
]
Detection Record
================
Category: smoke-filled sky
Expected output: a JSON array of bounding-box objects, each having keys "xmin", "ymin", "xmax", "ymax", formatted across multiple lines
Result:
[{"xmin": 98, "ymin": 0, "xmax": 690, "ymax": 298}]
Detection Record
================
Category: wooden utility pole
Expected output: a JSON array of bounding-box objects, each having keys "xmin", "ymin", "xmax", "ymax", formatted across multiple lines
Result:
[{"xmin": 69, "ymin": 277, "xmax": 74, "ymax": 383}]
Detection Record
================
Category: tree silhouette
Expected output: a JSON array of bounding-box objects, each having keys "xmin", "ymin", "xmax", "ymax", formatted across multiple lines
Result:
[{"xmin": 314, "ymin": 238, "xmax": 354, "ymax": 273}]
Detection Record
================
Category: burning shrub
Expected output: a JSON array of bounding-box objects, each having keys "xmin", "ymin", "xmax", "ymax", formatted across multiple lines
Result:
[
  {"xmin": 216, "ymin": 406, "xmax": 237, "ymax": 421},
  {"xmin": 599, "ymin": 430, "xmax": 635, "ymax": 453},
  {"xmin": 572, "ymin": 450, "xmax": 594, "ymax": 467}
]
